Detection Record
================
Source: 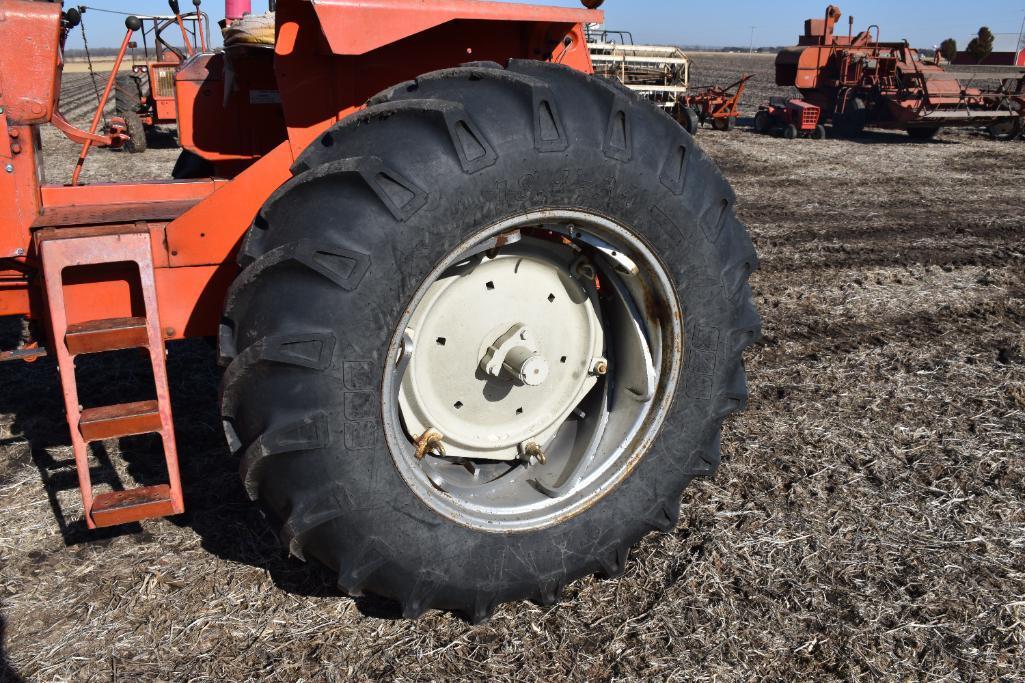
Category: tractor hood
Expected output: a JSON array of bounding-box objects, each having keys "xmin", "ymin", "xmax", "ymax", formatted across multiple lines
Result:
[{"xmin": 306, "ymin": 0, "xmax": 601, "ymax": 56}]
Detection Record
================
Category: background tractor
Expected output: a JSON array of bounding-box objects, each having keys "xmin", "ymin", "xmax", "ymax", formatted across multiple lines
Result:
[
  {"xmin": 113, "ymin": 0, "xmax": 209, "ymax": 152},
  {"xmin": 0, "ymin": 0, "xmax": 758, "ymax": 620},
  {"xmin": 754, "ymin": 97, "xmax": 826, "ymax": 139},
  {"xmin": 776, "ymin": 5, "xmax": 1025, "ymax": 140}
]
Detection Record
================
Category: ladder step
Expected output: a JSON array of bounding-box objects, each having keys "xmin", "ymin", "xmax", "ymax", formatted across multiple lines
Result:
[
  {"xmin": 90, "ymin": 484, "xmax": 175, "ymax": 527},
  {"xmin": 79, "ymin": 400, "xmax": 163, "ymax": 442},
  {"xmin": 65, "ymin": 317, "xmax": 149, "ymax": 355}
]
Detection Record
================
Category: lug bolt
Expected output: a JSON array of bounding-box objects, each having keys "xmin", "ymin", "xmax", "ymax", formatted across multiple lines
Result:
[
  {"xmin": 590, "ymin": 358, "xmax": 608, "ymax": 376},
  {"xmin": 414, "ymin": 429, "xmax": 446, "ymax": 461},
  {"xmin": 4, "ymin": 164, "xmax": 13, "ymax": 173},
  {"xmin": 575, "ymin": 261, "xmax": 596, "ymax": 280},
  {"xmin": 523, "ymin": 442, "xmax": 546, "ymax": 465}
]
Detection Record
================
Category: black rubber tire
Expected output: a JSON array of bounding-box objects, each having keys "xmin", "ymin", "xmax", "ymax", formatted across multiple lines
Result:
[
  {"xmin": 907, "ymin": 126, "xmax": 941, "ymax": 141},
  {"xmin": 219, "ymin": 60, "xmax": 760, "ymax": 621},
  {"xmin": 813, "ymin": 124, "xmax": 827, "ymax": 140},
  {"xmin": 115, "ymin": 75, "xmax": 147, "ymax": 154},
  {"xmin": 711, "ymin": 116, "xmax": 735, "ymax": 132},
  {"xmin": 753, "ymin": 110, "xmax": 771, "ymax": 134},
  {"xmin": 783, "ymin": 124, "xmax": 798, "ymax": 140},
  {"xmin": 678, "ymin": 106, "xmax": 701, "ymax": 136},
  {"xmin": 987, "ymin": 116, "xmax": 1023, "ymax": 141},
  {"xmin": 834, "ymin": 96, "xmax": 867, "ymax": 138},
  {"xmin": 171, "ymin": 150, "xmax": 214, "ymax": 179}
]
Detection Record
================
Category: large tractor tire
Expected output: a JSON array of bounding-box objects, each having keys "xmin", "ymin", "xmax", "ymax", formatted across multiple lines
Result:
[
  {"xmin": 219, "ymin": 60, "xmax": 760, "ymax": 621},
  {"xmin": 115, "ymin": 74, "xmax": 147, "ymax": 153},
  {"xmin": 834, "ymin": 96, "xmax": 867, "ymax": 138}
]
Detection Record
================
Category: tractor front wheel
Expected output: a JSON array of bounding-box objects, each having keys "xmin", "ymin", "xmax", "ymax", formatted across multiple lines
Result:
[
  {"xmin": 711, "ymin": 116, "xmax": 734, "ymax": 132},
  {"xmin": 753, "ymin": 110, "xmax": 771, "ymax": 134},
  {"xmin": 219, "ymin": 61, "xmax": 759, "ymax": 620},
  {"xmin": 783, "ymin": 124, "xmax": 798, "ymax": 139},
  {"xmin": 813, "ymin": 124, "xmax": 827, "ymax": 140}
]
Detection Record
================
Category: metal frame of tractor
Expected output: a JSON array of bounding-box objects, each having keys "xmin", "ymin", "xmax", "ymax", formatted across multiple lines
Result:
[{"xmin": 0, "ymin": 0, "xmax": 599, "ymax": 526}]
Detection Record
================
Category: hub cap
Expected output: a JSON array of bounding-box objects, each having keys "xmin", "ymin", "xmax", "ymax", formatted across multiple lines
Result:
[{"xmin": 383, "ymin": 211, "xmax": 683, "ymax": 532}]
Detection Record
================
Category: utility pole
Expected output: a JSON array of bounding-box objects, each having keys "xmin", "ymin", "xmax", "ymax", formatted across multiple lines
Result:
[{"xmin": 749, "ymin": 25, "xmax": 757, "ymax": 54}]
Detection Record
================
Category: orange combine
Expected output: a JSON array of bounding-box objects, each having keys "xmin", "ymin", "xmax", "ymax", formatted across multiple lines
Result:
[{"xmin": 0, "ymin": 0, "xmax": 759, "ymax": 619}]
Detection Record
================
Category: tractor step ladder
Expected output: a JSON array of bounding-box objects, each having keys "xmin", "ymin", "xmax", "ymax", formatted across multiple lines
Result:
[{"xmin": 37, "ymin": 226, "xmax": 184, "ymax": 529}]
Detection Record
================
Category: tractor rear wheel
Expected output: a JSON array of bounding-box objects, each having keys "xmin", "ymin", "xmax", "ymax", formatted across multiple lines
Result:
[
  {"xmin": 678, "ymin": 106, "xmax": 701, "ymax": 135},
  {"xmin": 834, "ymin": 96, "xmax": 867, "ymax": 138},
  {"xmin": 115, "ymin": 74, "xmax": 147, "ymax": 154},
  {"xmin": 219, "ymin": 61, "xmax": 760, "ymax": 620}
]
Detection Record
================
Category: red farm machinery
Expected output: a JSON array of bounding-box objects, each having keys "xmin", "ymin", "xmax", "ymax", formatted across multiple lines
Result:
[
  {"xmin": 111, "ymin": 0, "xmax": 210, "ymax": 152},
  {"xmin": 675, "ymin": 75, "xmax": 752, "ymax": 135},
  {"xmin": 753, "ymin": 97, "xmax": 826, "ymax": 140},
  {"xmin": 0, "ymin": 0, "xmax": 759, "ymax": 619},
  {"xmin": 777, "ymin": 5, "xmax": 1025, "ymax": 139}
]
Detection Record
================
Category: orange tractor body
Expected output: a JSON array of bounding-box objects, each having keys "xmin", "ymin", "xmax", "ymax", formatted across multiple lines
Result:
[{"xmin": 0, "ymin": 0, "xmax": 598, "ymax": 526}]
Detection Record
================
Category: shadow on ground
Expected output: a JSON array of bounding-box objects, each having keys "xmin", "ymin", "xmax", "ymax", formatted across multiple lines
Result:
[
  {"xmin": 0, "ymin": 318, "xmax": 401, "ymax": 618},
  {"xmin": 0, "ymin": 613, "xmax": 25, "ymax": 683}
]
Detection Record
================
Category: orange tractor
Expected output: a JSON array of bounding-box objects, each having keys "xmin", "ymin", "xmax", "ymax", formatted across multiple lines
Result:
[
  {"xmin": 0, "ymin": 0, "xmax": 759, "ymax": 620},
  {"xmin": 114, "ymin": 0, "xmax": 211, "ymax": 152}
]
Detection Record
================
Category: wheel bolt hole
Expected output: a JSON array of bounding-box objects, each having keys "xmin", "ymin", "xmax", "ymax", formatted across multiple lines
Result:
[
  {"xmin": 436, "ymin": 337, "xmax": 447, "ymax": 346},
  {"xmin": 560, "ymin": 356, "xmax": 567, "ymax": 363},
  {"xmin": 454, "ymin": 401, "xmax": 463, "ymax": 409},
  {"xmin": 547, "ymin": 293, "xmax": 556, "ymax": 302},
  {"xmin": 486, "ymin": 281, "xmax": 495, "ymax": 290},
  {"xmin": 516, "ymin": 407, "xmax": 523, "ymax": 415}
]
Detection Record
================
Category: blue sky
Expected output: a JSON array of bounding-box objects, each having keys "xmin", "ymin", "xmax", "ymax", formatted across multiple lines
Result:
[{"xmin": 65, "ymin": 0, "xmax": 1025, "ymax": 50}]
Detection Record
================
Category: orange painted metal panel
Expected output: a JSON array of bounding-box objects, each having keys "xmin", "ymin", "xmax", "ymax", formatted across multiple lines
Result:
[
  {"xmin": 0, "ymin": 0, "xmax": 63, "ymax": 124},
  {"xmin": 165, "ymin": 141, "xmax": 295, "ymax": 268},
  {"xmin": 308, "ymin": 0, "xmax": 599, "ymax": 56}
]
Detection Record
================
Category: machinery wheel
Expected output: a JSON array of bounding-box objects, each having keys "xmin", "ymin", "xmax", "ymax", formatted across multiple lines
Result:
[
  {"xmin": 711, "ymin": 116, "xmax": 734, "ymax": 132},
  {"xmin": 783, "ymin": 124, "xmax": 798, "ymax": 140},
  {"xmin": 753, "ymin": 110, "xmax": 771, "ymax": 134},
  {"xmin": 987, "ymin": 116, "xmax": 1023, "ymax": 141},
  {"xmin": 834, "ymin": 97, "xmax": 867, "ymax": 138},
  {"xmin": 219, "ymin": 61, "xmax": 760, "ymax": 621},
  {"xmin": 813, "ymin": 124, "xmax": 827, "ymax": 140},
  {"xmin": 907, "ymin": 126, "xmax": 941, "ymax": 141},
  {"xmin": 115, "ymin": 74, "xmax": 147, "ymax": 154},
  {"xmin": 678, "ymin": 106, "xmax": 701, "ymax": 136}
]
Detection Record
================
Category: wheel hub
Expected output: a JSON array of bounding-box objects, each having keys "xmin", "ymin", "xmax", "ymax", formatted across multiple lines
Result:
[{"xmin": 398, "ymin": 238, "xmax": 605, "ymax": 462}]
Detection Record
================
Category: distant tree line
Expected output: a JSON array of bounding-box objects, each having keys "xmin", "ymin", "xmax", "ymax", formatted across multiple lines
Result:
[
  {"xmin": 680, "ymin": 46, "xmax": 788, "ymax": 54},
  {"xmin": 64, "ymin": 47, "xmax": 127, "ymax": 59}
]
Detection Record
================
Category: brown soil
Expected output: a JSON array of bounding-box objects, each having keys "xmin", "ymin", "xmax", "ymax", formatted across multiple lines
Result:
[{"xmin": 1, "ymin": 55, "xmax": 1023, "ymax": 681}]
